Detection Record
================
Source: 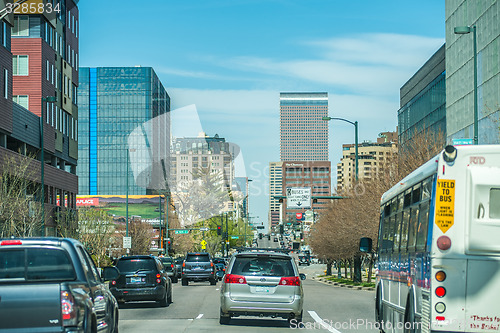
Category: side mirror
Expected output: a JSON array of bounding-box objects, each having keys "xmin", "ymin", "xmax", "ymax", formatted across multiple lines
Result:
[
  {"xmin": 359, "ymin": 237, "xmax": 372, "ymax": 253},
  {"xmin": 299, "ymin": 273, "xmax": 306, "ymax": 280},
  {"xmin": 102, "ymin": 266, "xmax": 120, "ymax": 281}
]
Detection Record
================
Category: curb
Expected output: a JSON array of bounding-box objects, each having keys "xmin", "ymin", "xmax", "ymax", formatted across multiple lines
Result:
[{"xmin": 312, "ymin": 276, "xmax": 375, "ymax": 291}]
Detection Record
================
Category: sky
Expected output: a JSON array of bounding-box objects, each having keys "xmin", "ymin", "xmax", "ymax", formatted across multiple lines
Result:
[{"xmin": 79, "ymin": 0, "xmax": 445, "ymax": 229}]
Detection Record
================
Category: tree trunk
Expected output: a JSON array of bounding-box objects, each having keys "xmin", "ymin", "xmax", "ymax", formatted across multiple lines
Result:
[
  {"xmin": 326, "ymin": 259, "xmax": 332, "ymax": 276},
  {"xmin": 367, "ymin": 253, "xmax": 374, "ymax": 283},
  {"xmin": 353, "ymin": 253, "xmax": 362, "ymax": 283},
  {"xmin": 344, "ymin": 259, "xmax": 348, "ymax": 278}
]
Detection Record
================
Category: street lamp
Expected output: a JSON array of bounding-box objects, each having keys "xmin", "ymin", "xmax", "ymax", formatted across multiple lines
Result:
[
  {"xmin": 322, "ymin": 116, "xmax": 359, "ymax": 181},
  {"xmin": 125, "ymin": 148, "xmax": 136, "ymax": 237},
  {"xmin": 40, "ymin": 95, "xmax": 57, "ymax": 236},
  {"xmin": 454, "ymin": 25, "xmax": 478, "ymax": 145},
  {"xmin": 244, "ymin": 179, "xmax": 252, "ymax": 245}
]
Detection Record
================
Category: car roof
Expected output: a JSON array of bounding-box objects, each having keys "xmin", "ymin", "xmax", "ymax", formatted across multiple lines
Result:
[
  {"xmin": 233, "ymin": 249, "xmax": 292, "ymax": 259},
  {"xmin": 118, "ymin": 255, "xmax": 155, "ymax": 260}
]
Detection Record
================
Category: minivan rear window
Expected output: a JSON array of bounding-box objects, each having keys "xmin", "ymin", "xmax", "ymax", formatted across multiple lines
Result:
[
  {"xmin": 231, "ymin": 256, "xmax": 294, "ymax": 277},
  {"xmin": 0, "ymin": 248, "xmax": 76, "ymax": 281}
]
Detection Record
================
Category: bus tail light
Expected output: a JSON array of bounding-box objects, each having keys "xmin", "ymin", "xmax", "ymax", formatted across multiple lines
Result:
[
  {"xmin": 435, "ymin": 302, "xmax": 446, "ymax": 313},
  {"xmin": 435, "ymin": 286, "xmax": 446, "ymax": 297},
  {"xmin": 437, "ymin": 236, "xmax": 451, "ymax": 251},
  {"xmin": 435, "ymin": 271, "xmax": 446, "ymax": 282}
]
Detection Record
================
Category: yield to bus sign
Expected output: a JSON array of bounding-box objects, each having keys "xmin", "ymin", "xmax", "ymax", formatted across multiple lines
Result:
[
  {"xmin": 286, "ymin": 187, "xmax": 311, "ymax": 209},
  {"xmin": 435, "ymin": 179, "xmax": 456, "ymax": 233}
]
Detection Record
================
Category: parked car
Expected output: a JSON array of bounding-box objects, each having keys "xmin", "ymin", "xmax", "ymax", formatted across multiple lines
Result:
[
  {"xmin": 159, "ymin": 256, "xmax": 178, "ymax": 283},
  {"xmin": 109, "ymin": 255, "xmax": 172, "ymax": 306},
  {"xmin": 181, "ymin": 252, "xmax": 216, "ymax": 286},
  {"xmin": 219, "ymin": 249, "xmax": 305, "ymax": 324},
  {"xmin": 0, "ymin": 237, "xmax": 120, "ymax": 332}
]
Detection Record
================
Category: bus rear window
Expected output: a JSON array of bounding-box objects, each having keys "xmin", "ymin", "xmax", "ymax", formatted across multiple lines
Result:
[{"xmin": 490, "ymin": 189, "xmax": 500, "ymax": 219}]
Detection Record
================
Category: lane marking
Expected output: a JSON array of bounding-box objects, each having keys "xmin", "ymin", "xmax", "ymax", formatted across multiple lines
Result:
[
  {"xmin": 216, "ymin": 288, "xmax": 219, "ymax": 291},
  {"xmin": 196, "ymin": 313, "xmax": 204, "ymax": 319},
  {"xmin": 308, "ymin": 311, "xmax": 342, "ymax": 333}
]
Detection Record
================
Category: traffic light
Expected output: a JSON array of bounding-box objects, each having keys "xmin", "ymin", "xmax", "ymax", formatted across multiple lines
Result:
[
  {"xmin": 279, "ymin": 224, "xmax": 284, "ymax": 234},
  {"xmin": 217, "ymin": 226, "xmax": 222, "ymax": 235}
]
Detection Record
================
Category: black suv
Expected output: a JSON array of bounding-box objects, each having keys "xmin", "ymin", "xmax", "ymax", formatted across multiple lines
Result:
[
  {"xmin": 159, "ymin": 256, "xmax": 178, "ymax": 283},
  {"xmin": 110, "ymin": 255, "xmax": 172, "ymax": 306},
  {"xmin": 181, "ymin": 252, "xmax": 216, "ymax": 286}
]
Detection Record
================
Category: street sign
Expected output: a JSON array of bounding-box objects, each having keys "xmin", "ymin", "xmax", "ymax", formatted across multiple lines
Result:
[
  {"xmin": 231, "ymin": 236, "xmax": 239, "ymax": 239},
  {"xmin": 453, "ymin": 138, "xmax": 473, "ymax": 145},
  {"xmin": 286, "ymin": 187, "xmax": 311, "ymax": 209},
  {"xmin": 201, "ymin": 239, "xmax": 207, "ymax": 250},
  {"xmin": 175, "ymin": 230, "xmax": 189, "ymax": 234},
  {"xmin": 123, "ymin": 236, "xmax": 131, "ymax": 249},
  {"xmin": 199, "ymin": 227, "xmax": 209, "ymax": 231}
]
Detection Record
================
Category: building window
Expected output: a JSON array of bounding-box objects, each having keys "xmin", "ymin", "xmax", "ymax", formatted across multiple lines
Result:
[
  {"xmin": 2, "ymin": 22, "xmax": 7, "ymax": 47},
  {"xmin": 12, "ymin": 55, "xmax": 28, "ymax": 76},
  {"xmin": 13, "ymin": 95, "xmax": 29, "ymax": 109},
  {"xmin": 12, "ymin": 16, "xmax": 29, "ymax": 36},
  {"xmin": 3, "ymin": 68, "xmax": 7, "ymax": 99}
]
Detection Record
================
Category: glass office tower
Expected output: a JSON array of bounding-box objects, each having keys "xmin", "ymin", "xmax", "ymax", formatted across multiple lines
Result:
[{"xmin": 78, "ymin": 67, "xmax": 170, "ymax": 195}]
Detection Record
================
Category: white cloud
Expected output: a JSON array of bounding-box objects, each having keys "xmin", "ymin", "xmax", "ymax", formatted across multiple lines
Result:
[{"xmin": 207, "ymin": 33, "xmax": 444, "ymax": 96}]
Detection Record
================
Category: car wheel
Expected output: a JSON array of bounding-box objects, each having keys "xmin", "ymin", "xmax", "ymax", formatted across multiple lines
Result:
[
  {"xmin": 210, "ymin": 278, "xmax": 216, "ymax": 285},
  {"xmin": 219, "ymin": 308, "xmax": 230, "ymax": 325},
  {"xmin": 158, "ymin": 291, "xmax": 168, "ymax": 307},
  {"xmin": 112, "ymin": 309, "xmax": 119, "ymax": 333},
  {"xmin": 288, "ymin": 310, "xmax": 303, "ymax": 325},
  {"xmin": 182, "ymin": 278, "xmax": 188, "ymax": 286},
  {"xmin": 167, "ymin": 288, "xmax": 173, "ymax": 304}
]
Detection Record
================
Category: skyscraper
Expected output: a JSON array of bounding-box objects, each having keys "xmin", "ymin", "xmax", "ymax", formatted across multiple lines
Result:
[
  {"xmin": 78, "ymin": 67, "xmax": 170, "ymax": 195},
  {"xmin": 268, "ymin": 161, "xmax": 283, "ymax": 229},
  {"xmin": 280, "ymin": 92, "xmax": 329, "ymax": 161}
]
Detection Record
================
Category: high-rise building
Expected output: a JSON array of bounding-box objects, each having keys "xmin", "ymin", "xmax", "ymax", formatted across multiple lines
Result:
[
  {"xmin": 282, "ymin": 161, "xmax": 331, "ymax": 224},
  {"xmin": 398, "ymin": 44, "xmax": 446, "ymax": 148},
  {"xmin": 280, "ymin": 92, "xmax": 329, "ymax": 161},
  {"xmin": 445, "ymin": 0, "xmax": 500, "ymax": 144},
  {"xmin": 171, "ymin": 133, "xmax": 235, "ymax": 193},
  {"xmin": 0, "ymin": 1, "xmax": 80, "ymax": 235},
  {"xmin": 268, "ymin": 161, "xmax": 283, "ymax": 229},
  {"xmin": 78, "ymin": 67, "xmax": 170, "ymax": 195},
  {"xmin": 336, "ymin": 135, "xmax": 398, "ymax": 193}
]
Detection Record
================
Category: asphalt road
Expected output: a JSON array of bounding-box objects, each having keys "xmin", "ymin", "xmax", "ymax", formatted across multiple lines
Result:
[{"xmin": 118, "ymin": 262, "xmax": 377, "ymax": 333}]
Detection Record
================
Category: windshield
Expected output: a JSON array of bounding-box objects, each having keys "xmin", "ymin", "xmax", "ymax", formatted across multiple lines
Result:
[{"xmin": 0, "ymin": 248, "xmax": 76, "ymax": 282}]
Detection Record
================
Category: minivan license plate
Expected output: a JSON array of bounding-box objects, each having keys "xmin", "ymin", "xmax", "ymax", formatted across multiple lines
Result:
[{"xmin": 255, "ymin": 286, "xmax": 269, "ymax": 293}]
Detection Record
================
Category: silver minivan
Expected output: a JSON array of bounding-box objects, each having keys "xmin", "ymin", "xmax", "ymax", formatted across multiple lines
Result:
[{"xmin": 219, "ymin": 250, "xmax": 305, "ymax": 324}]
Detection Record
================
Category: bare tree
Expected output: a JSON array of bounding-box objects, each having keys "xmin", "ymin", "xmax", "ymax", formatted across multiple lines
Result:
[
  {"xmin": 0, "ymin": 153, "xmax": 43, "ymax": 237},
  {"xmin": 77, "ymin": 207, "xmax": 116, "ymax": 267},
  {"xmin": 310, "ymin": 128, "xmax": 446, "ymax": 282}
]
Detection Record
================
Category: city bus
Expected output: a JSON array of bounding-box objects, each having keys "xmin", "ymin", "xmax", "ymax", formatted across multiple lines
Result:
[{"xmin": 369, "ymin": 145, "xmax": 500, "ymax": 333}]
